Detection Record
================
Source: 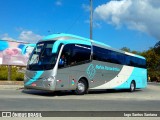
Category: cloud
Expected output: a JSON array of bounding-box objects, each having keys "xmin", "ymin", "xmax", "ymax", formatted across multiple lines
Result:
[
  {"xmin": 85, "ymin": 20, "xmax": 101, "ymax": 29},
  {"xmin": 55, "ymin": 0, "xmax": 62, "ymax": 6},
  {"xmin": 1, "ymin": 33, "xmax": 16, "ymax": 41},
  {"xmin": 82, "ymin": 4, "xmax": 90, "ymax": 12},
  {"xmin": 18, "ymin": 31, "xmax": 44, "ymax": 43},
  {"xmin": 0, "ymin": 31, "xmax": 44, "ymax": 43},
  {"xmin": 15, "ymin": 27, "xmax": 25, "ymax": 32},
  {"xmin": 94, "ymin": 0, "xmax": 160, "ymax": 40}
]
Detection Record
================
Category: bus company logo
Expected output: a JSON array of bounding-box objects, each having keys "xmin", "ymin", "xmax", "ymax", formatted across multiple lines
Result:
[{"xmin": 86, "ymin": 64, "xmax": 96, "ymax": 79}]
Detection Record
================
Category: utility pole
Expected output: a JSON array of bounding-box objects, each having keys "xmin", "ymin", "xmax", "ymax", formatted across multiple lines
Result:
[
  {"xmin": 8, "ymin": 65, "xmax": 11, "ymax": 81},
  {"xmin": 90, "ymin": 0, "xmax": 93, "ymax": 61},
  {"xmin": 90, "ymin": 0, "xmax": 93, "ymax": 40}
]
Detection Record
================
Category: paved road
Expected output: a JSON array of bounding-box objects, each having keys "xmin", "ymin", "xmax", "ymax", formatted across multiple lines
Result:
[{"xmin": 0, "ymin": 83, "xmax": 160, "ymax": 112}]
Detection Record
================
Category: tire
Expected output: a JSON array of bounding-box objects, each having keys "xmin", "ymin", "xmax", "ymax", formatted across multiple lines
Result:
[
  {"xmin": 75, "ymin": 79, "xmax": 88, "ymax": 95},
  {"xmin": 130, "ymin": 81, "xmax": 136, "ymax": 92}
]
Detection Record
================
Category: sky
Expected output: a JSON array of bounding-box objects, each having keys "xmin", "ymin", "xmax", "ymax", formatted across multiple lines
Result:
[{"xmin": 0, "ymin": 0, "xmax": 159, "ymax": 52}]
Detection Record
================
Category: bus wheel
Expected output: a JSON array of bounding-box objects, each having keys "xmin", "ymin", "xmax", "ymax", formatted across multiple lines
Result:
[
  {"xmin": 130, "ymin": 81, "xmax": 136, "ymax": 92},
  {"xmin": 75, "ymin": 79, "xmax": 88, "ymax": 95}
]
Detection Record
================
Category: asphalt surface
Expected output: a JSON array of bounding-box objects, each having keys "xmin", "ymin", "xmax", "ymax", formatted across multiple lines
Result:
[
  {"xmin": 0, "ymin": 84, "xmax": 160, "ymax": 111},
  {"xmin": 0, "ymin": 83, "xmax": 160, "ymax": 112}
]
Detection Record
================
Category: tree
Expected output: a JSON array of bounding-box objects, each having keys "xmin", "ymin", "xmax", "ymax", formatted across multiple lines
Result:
[
  {"xmin": 121, "ymin": 47, "xmax": 140, "ymax": 55},
  {"xmin": 141, "ymin": 48, "xmax": 160, "ymax": 82},
  {"xmin": 120, "ymin": 47, "xmax": 131, "ymax": 52},
  {"xmin": 154, "ymin": 41, "xmax": 160, "ymax": 55}
]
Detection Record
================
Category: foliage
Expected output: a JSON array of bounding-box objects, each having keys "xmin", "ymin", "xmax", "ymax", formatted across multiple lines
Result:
[
  {"xmin": 154, "ymin": 41, "xmax": 160, "ymax": 55},
  {"xmin": 0, "ymin": 66, "xmax": 24, "ymax": 81},
  {"xmin": 0, "ymin": 66, "xmax": 8, "ymax": 80},
  {"xmin": 121, "ymin": 47, "xmax": 141, "ymax": 55},
  {"xmin": 121, "ymin": 47, "xmax": 131, "ymax": 52}
]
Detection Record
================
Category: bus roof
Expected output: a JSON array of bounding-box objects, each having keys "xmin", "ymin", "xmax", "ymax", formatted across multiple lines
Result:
[
  {"xmin": 42, "ymin": 33, "xmax": 111, "ymax": 47},
  {"xmin": 41, "ymin": 33, "xmax": 145, "ymax": 60},
  {"xmin": 42, "ymin": 33, "xmax": 91, "ymax": 41}
]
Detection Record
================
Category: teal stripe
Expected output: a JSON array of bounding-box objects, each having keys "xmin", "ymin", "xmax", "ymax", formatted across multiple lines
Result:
[
  {"xmin": 134, "ymin": 54, "xmax": 146, "ymax": 59},
  {"xmin": 25, "ymin": 71, "xmax": 44, "ymax": 85},
  {"xmin": 115, "ymin": 68, "xmax": 147, "ymax": 89}
]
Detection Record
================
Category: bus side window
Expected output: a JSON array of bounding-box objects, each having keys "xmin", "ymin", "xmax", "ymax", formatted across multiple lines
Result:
[
  {"xmin": 70, "ymin": 44, "xmax": 91, "ymax": 65},
  {"xmin": 58, "ymin": 44, "xmax": 71, "ymax": 68}
]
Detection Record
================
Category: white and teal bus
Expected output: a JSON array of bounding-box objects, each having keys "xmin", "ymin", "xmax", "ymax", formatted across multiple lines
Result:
[{"xmin": 24, "ymin": 33, "xmax": 147, "ymax": 95}]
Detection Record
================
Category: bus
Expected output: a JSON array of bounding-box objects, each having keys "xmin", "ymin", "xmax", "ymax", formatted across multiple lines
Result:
[{"xmin": 24, "ymin": 33, "xmax": 147, "ymax": 95}]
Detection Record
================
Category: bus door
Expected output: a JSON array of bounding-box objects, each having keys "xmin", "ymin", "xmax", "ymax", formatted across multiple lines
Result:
[{"xmin": 56, "ymin": 44, "xmax": 72, "ymax": 90}]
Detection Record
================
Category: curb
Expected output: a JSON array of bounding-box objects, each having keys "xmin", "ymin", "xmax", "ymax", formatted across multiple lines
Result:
[
  {"xmin": 0, "ymin": 81, "xmax": 23, "ymax": 85},
  {"xmin": 0, "ymin": 85, "xmax": 24, "ymax": 90},
  {"xmin": 148, "ymin": 82, "xmax": 160, "ymax": 85},
  {"xmin": 0, "ymin": 81, "xmax": 24, "ymax": 90}
]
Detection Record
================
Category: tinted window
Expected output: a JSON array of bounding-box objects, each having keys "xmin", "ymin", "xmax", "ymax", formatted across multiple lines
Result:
[
  {"xmin": 93, "ymin": 46, "xmax": 109, "ymax": 62},
  {"xmin": 58, "ymin": 44, "xmax": 72, "ymax": 68},
  {"xmin": 27, "ymin": 41, "xmax": 58, "ymax": 70},
  {"xmin": 93, "ymin": 46, "xmax": 146, "ymax": 68},
  {"xmin": 93, "ymin": 46, "xmax": 125, "ymax": 64},
  {"xmin": 70, "ymin": 44, "xmax": 91, "ymax": 65},
  {"xmin": 58, "ymin": 44, "xmax": 91, "ymax": 68}
]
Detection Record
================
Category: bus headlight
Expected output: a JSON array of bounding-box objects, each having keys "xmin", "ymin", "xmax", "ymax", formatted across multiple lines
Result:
[
  {"xmin": 24, "ymin": 75, "xmax": 26, "ymax": 80},
  {"xmin": 47, "ymin": 76, "xmax": 55, "ymax": 81},
  {"xmin": 24, "ymin": 75, "xmax": 28, "ymax": 82}
]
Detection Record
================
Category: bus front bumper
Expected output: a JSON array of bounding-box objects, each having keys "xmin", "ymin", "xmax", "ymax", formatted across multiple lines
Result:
[{"xmin": 24, "ymin": 76, "xmax": 56, "ymax": 91}]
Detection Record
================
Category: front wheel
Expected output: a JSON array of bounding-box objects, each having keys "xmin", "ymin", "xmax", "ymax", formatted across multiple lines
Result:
[
  {"xmin": 75, "ymin": 79, "xmax": 88, "ymax": 95},
  {"xmin": 130, "ymin": 81, "xmax": 136, "ymax": 92}
]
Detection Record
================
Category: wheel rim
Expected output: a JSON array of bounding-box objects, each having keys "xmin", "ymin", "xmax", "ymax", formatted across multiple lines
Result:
[
  {"xmin": 77, "ymin": 82, "xmax": 85, "ymax": 93},
  {"xmin": 131, "ymin": 82, "xmax": 135, "ymax": 91}
]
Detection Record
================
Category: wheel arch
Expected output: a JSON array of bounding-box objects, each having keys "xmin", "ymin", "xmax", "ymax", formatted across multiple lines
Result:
[
  {"xmin": 129, "ymin": 80, "xmax": 136, "ymax": 92},
  {"xmin": 131, "ymin": 80, "xmax": 136, "ymax": 88},
  {"xmin": 78, "ymin": 77, "xmax": 89, "ymax": 90}
]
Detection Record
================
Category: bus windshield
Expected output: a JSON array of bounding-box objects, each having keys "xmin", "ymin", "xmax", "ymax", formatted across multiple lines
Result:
[{"xmin": 27, "ymin": 41, "xmax": 58, "ymax": 70}]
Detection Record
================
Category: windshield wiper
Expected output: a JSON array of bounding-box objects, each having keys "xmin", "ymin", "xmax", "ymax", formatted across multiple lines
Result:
[{"xmin": 29, "ymin": 55, "xmax": 39, "ymax": 65}]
